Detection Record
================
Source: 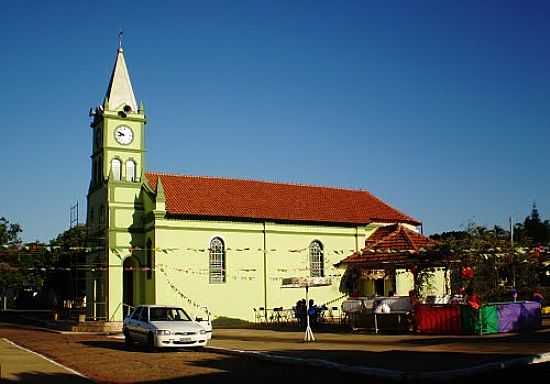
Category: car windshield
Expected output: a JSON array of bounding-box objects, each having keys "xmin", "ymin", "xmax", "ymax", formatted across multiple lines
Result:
[{"xmin": 149, "ymin": 307, "xmax": 191, "ymax": 322}]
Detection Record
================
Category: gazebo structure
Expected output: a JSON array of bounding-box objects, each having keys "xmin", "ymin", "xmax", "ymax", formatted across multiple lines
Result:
[{"xmin": 335, "ymin": 224, "xmax": 459, "ymax": 297}]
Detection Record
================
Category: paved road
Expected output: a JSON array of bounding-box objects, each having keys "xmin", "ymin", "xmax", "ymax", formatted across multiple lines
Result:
[
  {"xmin": 0, "ymin": 338, "xmax": 91, "ymax": 383},
  {"xmin": 207, "ymin": 326, "xmax": 550, "ymax": 374},
  {"xmin": 0, "ymin": 318, "xmax": 549, "ymax": 383}
]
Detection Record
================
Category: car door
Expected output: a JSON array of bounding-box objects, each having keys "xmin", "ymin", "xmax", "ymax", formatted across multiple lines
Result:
[
  {"xmin": 135, "ymin": 307, "xmax": 149, "ymax": 343},
  {"xmin": 127, "ymin": 307, "xmax": 143, "ymax": 340}
]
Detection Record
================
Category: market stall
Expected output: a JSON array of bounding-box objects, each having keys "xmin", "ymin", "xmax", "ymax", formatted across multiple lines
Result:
[
  {"xmin": 463, "ymin": 301, "xmax": 541, "ymax": 335},
  {"xmin": 414, "ymin": 301, "xmax": 541, "ymax": 335},
  {"xmin": 414, "ymin": 304, "xmax": 462, "ymax": 334}
]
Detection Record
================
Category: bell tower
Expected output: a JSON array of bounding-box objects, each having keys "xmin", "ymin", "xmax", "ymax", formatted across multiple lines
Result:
[
  {"xmin": 86, "ymin": 45, "xmax": 147, "ymax": 322},
  {"xmin": 89, "ymin": 46, "xmax": 146, "ymax": 190}
]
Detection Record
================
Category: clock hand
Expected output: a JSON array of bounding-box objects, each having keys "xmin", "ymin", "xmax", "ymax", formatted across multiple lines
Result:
[{"xmin": 117, "ymin": 132, "xmax": 124, "ymax": 137}]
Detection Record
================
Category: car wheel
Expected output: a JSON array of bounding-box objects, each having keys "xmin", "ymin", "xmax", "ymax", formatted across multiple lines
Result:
[
  {"xmin": 146, "ymin": 333, "xmax": 156, "ymax": 352},
  {"xmin": 124, "ymin": 330, "xmax": 133, "ymax": 349}
]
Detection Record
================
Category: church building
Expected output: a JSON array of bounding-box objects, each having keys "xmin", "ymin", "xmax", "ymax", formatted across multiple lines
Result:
[{"xmin": 85, "ymin": 47, "xmax": 443, "ymax": 323}]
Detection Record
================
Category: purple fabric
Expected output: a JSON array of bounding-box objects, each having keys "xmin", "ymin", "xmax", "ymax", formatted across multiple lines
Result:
[
  {"xmin": 497, "ymin": 303, "xmax": 521, "ymax": 332},
  {"xmin": 497, "ymin": 302, "xmax": 541, "ymax": 333},
  {"xmin": 518, "ymin": 302, "xmax": 542, "ymax": 330}
]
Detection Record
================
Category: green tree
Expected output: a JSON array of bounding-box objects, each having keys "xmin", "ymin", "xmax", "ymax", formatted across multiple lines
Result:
[
  {"xmin": 0, "ymin": 218, "xmax": 54, "ymax": 308},
  {"xmin": 0, "ymin": 217, "xmax": 22, "ymax": 245},
  {"xmin": 523, "ymin": 203, "xmax": 550, "ymax": 245},
  {"xmin": 431, "ymin": 221, "xmax": 545, "ymax": 302},
  {"xmin": 44, "ymin": 225, "xmax": 88, "ymax": 303}
]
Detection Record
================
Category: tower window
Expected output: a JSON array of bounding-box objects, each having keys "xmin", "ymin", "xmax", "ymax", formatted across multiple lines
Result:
[
  {"xmin": 111, "ymin": 159, "xmax": 121, "ymax": 181},
  {"xmin": 309, "ymin": 241, "xmax": 324, "ymax": 277},
  {"xmin": 126, "ymin": 160, "xmax": 136, "ymax": 182},
  {"xmin": 209, "ymin": 237, "xmax": 226, "ymax": 284}
]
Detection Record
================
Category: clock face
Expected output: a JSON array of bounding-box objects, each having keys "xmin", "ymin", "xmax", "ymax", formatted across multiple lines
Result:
[{"xmin": 114, "ymin": 126, "xmax": 133, "ymax": 145}]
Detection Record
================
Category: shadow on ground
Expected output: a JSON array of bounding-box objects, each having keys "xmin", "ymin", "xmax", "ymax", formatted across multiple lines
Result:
[
  {"xmin": 402, "ymin": 328, "xmax": 550, "ymax": 346},
  {"xmin": 80, "ymin": 340, "xmax": 207, "ymax": 353},
  {"xmin": 0, "ymin": 372, "xmax": 91, "ymax": 384}
]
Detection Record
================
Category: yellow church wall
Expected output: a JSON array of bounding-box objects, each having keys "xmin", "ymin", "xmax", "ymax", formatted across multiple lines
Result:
[
  {"xmin": 264, "ymin": 224, "xmax": 358, "ymax": 315},
  {"xmin": 148, "ymin": 218, "xmax": 364, "ymax": 322},
  {"xmin": 152, "ymin": 220, "xmax": 264, "ymax": 321},
  {"xmin": 113, "ymin": 187, "xmax": 141, "ymax": 204}
]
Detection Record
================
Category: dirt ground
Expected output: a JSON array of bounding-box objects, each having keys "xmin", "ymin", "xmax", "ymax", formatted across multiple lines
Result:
[
  {"xmin": 0, "ymin": 322, "xmax": 549, "ymax": 383},
  {"xmin": 0, "ymin": 325, "xmax": 374, "ymax": 383}
]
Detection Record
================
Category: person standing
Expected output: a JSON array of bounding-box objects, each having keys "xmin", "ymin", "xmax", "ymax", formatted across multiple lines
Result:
[{"xmin": 533, "ymin": 289, "xmax": 544, "ymax": 305}]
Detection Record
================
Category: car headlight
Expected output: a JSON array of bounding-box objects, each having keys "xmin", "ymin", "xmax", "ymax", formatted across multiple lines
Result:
[
  {"xmin": 156, "ymin": 330, "xmax": 172, "ymax": 336},
  {"xmin": 199, "ymin": 330, "xmax": 206, "ymax": 335}
]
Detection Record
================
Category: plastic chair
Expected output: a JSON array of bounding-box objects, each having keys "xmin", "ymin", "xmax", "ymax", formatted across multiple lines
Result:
[
  {"xmin": 329, "ymin": 306, "xmax": 340, "ymax": 323},
  {"xmin": 253, "ymin": 308, "xmax": 262, "ymax": 323},
  {"xmin": 254, "ymin": 307, "xmax": 267, "ymax": 323}
]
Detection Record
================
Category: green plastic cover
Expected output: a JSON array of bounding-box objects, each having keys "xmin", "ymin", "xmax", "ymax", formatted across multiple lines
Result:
[{"xmin": 461, "ymin": 305, "xmax": 499, "ymax": 334}]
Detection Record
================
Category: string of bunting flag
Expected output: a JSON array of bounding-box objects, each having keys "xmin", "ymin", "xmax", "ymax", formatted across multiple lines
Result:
[
  {"xmin": 3, "ymin": 243, "xmax": 547, "ymax": 257},
  {"xmin": 1, "ymin": 244, "xmax": 358, "ymax": 254},
  {"xmin": 0, "ymin": 263, "xmax": 343, "ymax": 281},
  {"xmin": 159, "ymin": 265, "xmax": 208, "ymax": 311}
]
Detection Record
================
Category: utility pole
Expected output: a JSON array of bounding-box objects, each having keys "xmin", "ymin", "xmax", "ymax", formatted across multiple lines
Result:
[
  {"xmin": 70, "ymin": 202, "xmax": 79, "ymax": 229},
  {"xmin": 510, "ymin": 216, "xmax": 516, "ymax": 288}
]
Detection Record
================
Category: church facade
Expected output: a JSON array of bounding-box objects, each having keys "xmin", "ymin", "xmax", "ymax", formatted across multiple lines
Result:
[{"xmin": 85, "ymin": 47, "xmax": 443, "ymax": 323}]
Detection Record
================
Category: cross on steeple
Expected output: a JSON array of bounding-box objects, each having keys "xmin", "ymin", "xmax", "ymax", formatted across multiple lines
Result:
[{"xmin": 118, "ymin": 30, "xmax": 124, "ymax": 51}]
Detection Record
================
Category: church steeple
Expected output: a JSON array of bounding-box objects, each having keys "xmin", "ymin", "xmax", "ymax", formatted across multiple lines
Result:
[{"xmin": 104, "ymin": 47, "xmax": 138, "ymax": 112}]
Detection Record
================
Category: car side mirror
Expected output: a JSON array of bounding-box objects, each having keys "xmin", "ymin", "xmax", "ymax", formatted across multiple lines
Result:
[{"xmin": 196, "ymin": 317, "xmax": 204, "ymax": 322}]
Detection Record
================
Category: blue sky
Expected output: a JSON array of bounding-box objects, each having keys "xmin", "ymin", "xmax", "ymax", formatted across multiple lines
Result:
[{"xmin": 1, "ymin": 1, "xmax": 549, "ymax": 242}]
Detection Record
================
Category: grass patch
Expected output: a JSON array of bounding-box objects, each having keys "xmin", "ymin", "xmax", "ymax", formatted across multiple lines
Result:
[{"xmin": 212, "ymin": 316, "xmax": 255, "ymax": 328}]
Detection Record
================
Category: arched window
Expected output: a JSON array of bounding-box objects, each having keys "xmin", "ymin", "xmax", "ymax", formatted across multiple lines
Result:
[
  {"xmin": 209, "ymin": 237, "xmax": 226, "ymax": 283},
  {"xmin": 111, "ymin": 159, "xmax": 121, "ymax": 181},
  {"xmin": 126, "ymin": 160, "xmax": 136, "ymax": 182},
  {"xmin": 309, "ymin": 241, "xmax": 324, "ymax": 277}
]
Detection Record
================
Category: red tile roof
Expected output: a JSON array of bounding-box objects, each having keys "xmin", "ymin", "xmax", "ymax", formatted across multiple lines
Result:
[
  {"xmin": 144, "ymin": 173, "xmax": 420, "ymax": 226},
  {"xmin": 368, "ymin": 224, "xmax": 436, "ymax": 252},
  {"xmin": 337, "ymin": 224, "xmax": 437, "ymax": 266}
]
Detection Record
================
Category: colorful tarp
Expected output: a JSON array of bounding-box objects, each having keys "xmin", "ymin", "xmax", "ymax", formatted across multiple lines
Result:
[
  {"xmin": 461, "ymin": 305, "xmax": 498, "ymax": 335},
  {"xmin": 415, "ymin": 301, "xmax": 541, "ymax": 335},
  {"xmin": 414, "ymin": 304, "xmax": 462, "ymax": 334},
  {"xmin": 496, "ymin": 302, "xmax": 541, "ymax": 333}
]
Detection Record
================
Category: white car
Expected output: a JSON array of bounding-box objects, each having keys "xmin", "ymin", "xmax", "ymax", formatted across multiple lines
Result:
[{"xmin": 123, "ymin": 305, "xmax": 212, "ymax": 350}]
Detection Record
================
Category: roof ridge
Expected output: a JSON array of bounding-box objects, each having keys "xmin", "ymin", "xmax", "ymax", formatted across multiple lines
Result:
[
  {"xmin": 369, "ymin": 225, "xmax": 401, "ymax": 249},
  {"xmin": 399, "ymin": 225, "xmax": 418, "ymax": 251},
  {"xmin": 143, "ymin": 173, "xmax": 421, "ymax": 226},
  {"xmin": 146, "ymin": 171, "xmax": 385, "ymax": 195}
]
